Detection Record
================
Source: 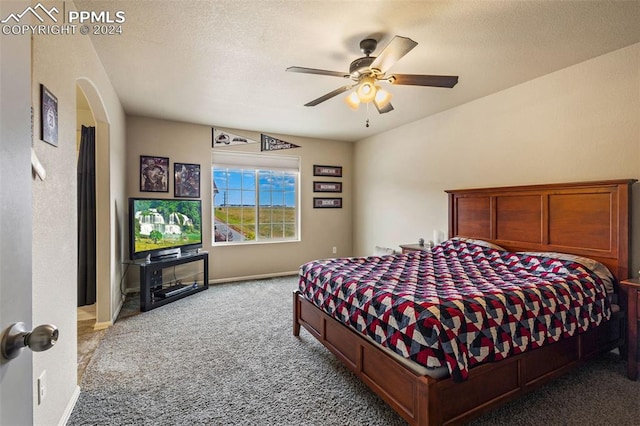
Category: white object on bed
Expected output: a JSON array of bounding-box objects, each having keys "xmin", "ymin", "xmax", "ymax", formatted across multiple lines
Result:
[{"xmin": 373, "ymin": 246, "xmax": 396, "ymax": 255}]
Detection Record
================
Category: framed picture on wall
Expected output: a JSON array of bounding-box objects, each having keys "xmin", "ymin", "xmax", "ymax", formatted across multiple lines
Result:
[
  {"xmin": 313, "ymin": 181, "xmax": 342, "ymax": 193},
  {"xmin": 174, "ymin": 162, "xmax": 201, "ymax": 198},
  {"xmin": 40, "ymin": 84, "xmax": 58, "ymax": 147},
  {"xmin": 313, "ymin": 165, "xmax": 342, "ymax": 177},
  {"xmin": 313, "ymin": 197, "xmax": 342, "ymax": 208},
  {"xmin": 140, "ymin": 155, "xmax": 169, "ymax": 192}
]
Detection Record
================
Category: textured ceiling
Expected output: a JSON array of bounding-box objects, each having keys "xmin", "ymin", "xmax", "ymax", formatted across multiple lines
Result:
[{"xmin": 76, "ymin": 0, "xmax": 640, "ymax": 142}]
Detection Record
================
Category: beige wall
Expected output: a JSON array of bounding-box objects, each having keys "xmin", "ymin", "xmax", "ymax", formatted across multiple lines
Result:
[
  {"xmin": 76, "ymin": 88, "xmax": 96, "ymax": 150},
  {"xmin": 126, "ymin": 116, "xmax": 353, "ymax": 282},
  {"xmin": 354, "ymin": 43, "xmax": 640, "ymax": 272},
  {"xmin": 30, "ymin": 1, "xmax": 127, "ymax": 422}
]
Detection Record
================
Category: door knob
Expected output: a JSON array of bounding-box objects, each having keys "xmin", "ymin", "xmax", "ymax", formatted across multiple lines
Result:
[{"xmin": 1, "ymin": 322, "xmax": 59, "ymax": 360}]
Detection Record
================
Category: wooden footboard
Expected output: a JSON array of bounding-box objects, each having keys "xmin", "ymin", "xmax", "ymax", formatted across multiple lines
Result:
[{"xmin": 294, "ymin": 291, "xmax": 614, "ymax": 425}]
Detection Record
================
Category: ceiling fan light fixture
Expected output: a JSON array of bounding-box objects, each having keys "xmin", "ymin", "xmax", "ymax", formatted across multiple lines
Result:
[
  {"xmin": 373, "ymin": 87, "xmax": 392, "ymax": 109},
  {"xmin": 356, "ymin": 76, "xmax": 377, "ymax": 103},
  {"xmin": 345, "ymin": 91, "xmax": 361, "ymax": 110}
]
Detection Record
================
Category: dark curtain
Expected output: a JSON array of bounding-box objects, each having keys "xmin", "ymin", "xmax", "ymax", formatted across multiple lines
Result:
[{"xmin": 77, "ymin": 125, "xmax": 96, "ymax": 307}]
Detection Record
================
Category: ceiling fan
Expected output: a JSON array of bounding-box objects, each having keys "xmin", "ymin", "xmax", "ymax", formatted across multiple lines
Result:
[{"xmin": 286, "ymin": 35, "xmax": 459, "ymax": 114}]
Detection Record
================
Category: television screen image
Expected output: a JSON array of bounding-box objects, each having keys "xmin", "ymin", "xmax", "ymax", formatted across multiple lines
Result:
[{"xmin": 129, "ymin": 198, "xmax": 202, "ymax": 260}]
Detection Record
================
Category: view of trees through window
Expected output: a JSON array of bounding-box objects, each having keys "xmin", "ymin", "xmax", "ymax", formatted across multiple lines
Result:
[{"xmin": 213, "ymin": 168, "xmax": 297, "ymax": 243}]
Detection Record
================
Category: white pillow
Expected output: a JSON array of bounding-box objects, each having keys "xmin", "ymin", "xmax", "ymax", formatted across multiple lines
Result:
[{"xmin": 373, "ymin": 246, "xmax": 396, "ymax": 256}]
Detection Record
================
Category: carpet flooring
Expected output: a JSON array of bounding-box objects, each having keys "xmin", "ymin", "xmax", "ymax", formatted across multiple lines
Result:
[
  {"xmin": 69, "ymin": 276, "xmax": 640, "ymax": 425},
  {"xmin": 77, "ymin": 318, "xmax": 106, "ymax": 383}
]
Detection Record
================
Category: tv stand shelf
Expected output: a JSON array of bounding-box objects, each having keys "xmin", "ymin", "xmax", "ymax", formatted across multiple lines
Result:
[{"xmin": 136, "ymin": 251, "xmax": 209, "ymax": 311}]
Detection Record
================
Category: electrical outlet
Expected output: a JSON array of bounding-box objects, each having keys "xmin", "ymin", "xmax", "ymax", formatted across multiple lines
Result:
[
  {"xmin": 332, "ymin": 246, "xmax": 337, "ymax": 254},
  {"xmin": 37, "ymin": 370, "xmax": 47, "ymax": 405}
]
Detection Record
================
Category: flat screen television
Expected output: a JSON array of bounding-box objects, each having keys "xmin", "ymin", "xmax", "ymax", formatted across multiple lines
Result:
[{"xmin": 128, "ymin": 197, "xmax": 203, "ymax": 260}]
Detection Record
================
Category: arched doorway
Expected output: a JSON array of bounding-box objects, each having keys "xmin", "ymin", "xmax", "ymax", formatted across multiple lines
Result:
[{"xmin": 76, "ymin": 78, "xmax": 111, "ymax": 328}]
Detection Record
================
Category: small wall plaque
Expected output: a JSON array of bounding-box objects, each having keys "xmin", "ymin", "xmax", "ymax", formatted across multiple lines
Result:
[
  {"xmin": 313, "ymin": 165, "xmax": 342, "ymax": 177},
  {"xmin": 313, "ymin": 181, "xmax": 342, "ymax": 193},
  {"xmin": 314, "ymin": 197, "xmax": 342, "ymax": 208}
]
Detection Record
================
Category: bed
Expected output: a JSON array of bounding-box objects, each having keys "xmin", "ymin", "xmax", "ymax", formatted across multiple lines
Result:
[{"xmin": 293, "ymin": 179, "xmax": 635, "ymax": 425}]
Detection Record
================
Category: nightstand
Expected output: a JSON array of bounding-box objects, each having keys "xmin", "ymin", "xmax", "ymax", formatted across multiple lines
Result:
[
  {"xmin": 399, "ymin": 243, "xmax": 430, "ymax": 254},
  {"xmin": 620, "ymin": 277, "xmax": 640, "ymax": 380}
]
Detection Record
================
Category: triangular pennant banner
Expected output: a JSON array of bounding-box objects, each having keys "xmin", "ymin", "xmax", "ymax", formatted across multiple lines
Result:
[
  {"xmin": 261, "ymin": 134, "xmax": 300, "ymax": 151},
  {"xmin": 212, "ymin": 128, "xmax": 258, "ymax": 147}
]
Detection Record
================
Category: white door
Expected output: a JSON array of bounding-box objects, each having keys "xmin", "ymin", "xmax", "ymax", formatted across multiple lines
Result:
[{"xmin": 0, "ymin": 1, "xmax": 34, "ymax": 423}]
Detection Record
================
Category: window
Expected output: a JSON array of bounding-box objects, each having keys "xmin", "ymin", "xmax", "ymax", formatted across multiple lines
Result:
[{"xmin": 212, "ymin": 151, "xmax": 299, "ymax": 244}]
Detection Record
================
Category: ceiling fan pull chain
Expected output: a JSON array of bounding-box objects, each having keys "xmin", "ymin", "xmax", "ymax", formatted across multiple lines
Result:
[{"xmin": 365, "ymin": 103, "xmax": 370, "ymax": 127}]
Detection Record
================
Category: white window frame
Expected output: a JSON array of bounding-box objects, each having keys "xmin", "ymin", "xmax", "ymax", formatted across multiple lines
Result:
[{"xmin": 212, "ymin": 151, "xmax": 300, "ymax": 245}]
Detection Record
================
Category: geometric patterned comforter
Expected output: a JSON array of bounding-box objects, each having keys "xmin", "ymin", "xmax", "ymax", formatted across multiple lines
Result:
[{"xmin": 298, "ymin": 239, "xmax": 612, "ymax": 382}]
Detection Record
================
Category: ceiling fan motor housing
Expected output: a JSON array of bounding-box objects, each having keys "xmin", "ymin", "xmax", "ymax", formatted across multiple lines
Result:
[
  {"xmin": 349, "ymin": 56, "xmax": 376, "ymax": 80},
  {"xmin": 350, "ymin": 38, "xmax": 380, "ymax": 80}
]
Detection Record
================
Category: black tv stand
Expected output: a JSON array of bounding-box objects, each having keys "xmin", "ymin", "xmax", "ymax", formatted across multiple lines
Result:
[{"xmin": 136, "ymin": 251, "xmax": 208, "ymax": 311}]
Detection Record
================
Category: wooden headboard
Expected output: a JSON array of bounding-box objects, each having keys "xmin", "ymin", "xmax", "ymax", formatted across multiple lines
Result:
[{"xmin": 446, "ymin": 179, "xmax": 636, "ymax": 281}]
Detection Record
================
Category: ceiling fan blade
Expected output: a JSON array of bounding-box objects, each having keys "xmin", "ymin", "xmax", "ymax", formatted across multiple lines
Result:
[
  {"xmin": 375, "ymin": 102, "xmax": 394, "ymax": 114},
  {"xmin": 286, "ymin": 66, "xmax": 349, "ymax": 78},
  {"xmin": 369, "ymin": 36, "xmax": 418, "ymax": 74},
  {"xmin": 390, "ymin": 74, "xmax": 459, "ymax": 88},
  {"xmin": 304, "ymin": 85, "xmax": 354, "ymax": 107}
]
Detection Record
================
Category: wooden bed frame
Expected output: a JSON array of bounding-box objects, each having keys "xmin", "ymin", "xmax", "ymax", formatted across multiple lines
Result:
[{"xmin": 293, "ymin": 179, "xmax": 635, "ymax": 425}]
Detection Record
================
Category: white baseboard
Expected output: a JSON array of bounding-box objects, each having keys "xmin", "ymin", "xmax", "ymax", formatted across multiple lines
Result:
[
  {"xmin": 58, "ymin": 385, "xmax": 80, "ymax": 426},
  {"xmin": 93, "ymin": 293, "xmax": 125, "ymax": 330},
  {"xmin": 121, "ymin": 272, "xmax": 299, "ymax": 290},
  {"xmin": 209, "ymin": 271, "xmax": 298, "ymax": 285}
]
